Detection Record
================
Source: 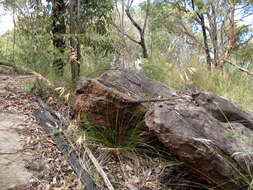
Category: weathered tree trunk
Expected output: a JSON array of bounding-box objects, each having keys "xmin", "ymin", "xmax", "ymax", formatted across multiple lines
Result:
[
  {"xmin": 69, "ymin": 0, "xmax": 80, "ymax": 81},
  {"xmin": 125, "ymin": 8, "xmax": 149, "ymax": 59},
  {"xmin": 76, "ymin": 0, "xmax": 81, "ymax": 76},
  {"xmin": 74, "ymin": 69, "xmax": 253, "ymax": 189},
  {"xmin": 208, "ymin": 4, "xmax": 219, "ymax": 67},
  {"xmin": 219, "ymin": 3, "xmax": 236, "ymax": 69},
  {"xmin": 52, "ymin": 0, "xmax": 66, "ymax": 75},
  {"xmin": 199, "ymin": 14, "xmax": 212, "ymax": 69},
  {"xmin": 191, "ymin": 0, "xmax": 212, "ymax": 69}
]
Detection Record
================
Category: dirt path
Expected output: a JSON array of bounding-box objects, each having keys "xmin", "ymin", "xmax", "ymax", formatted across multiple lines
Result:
[
  {"xmin": 0, "ymin": 67, "xmax": 82, "ymax": 190},
  {"xmin": 0, "ymin": 112, "xmax": 32, "ymax": 189},
  {"xmin": 0, "ymin": 71, "xmax": 35, "ymax": 189}
]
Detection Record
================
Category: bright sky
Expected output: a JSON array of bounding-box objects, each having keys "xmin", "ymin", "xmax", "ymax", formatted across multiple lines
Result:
[{"xmin": 0, "ymin": 4, "xmax": 13, "ymax": 35}]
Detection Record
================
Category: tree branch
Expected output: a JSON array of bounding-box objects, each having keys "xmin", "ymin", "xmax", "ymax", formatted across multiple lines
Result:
[
  {"xmin": 142, "ymin": 0, "xmax": 150, "ymax": 34},
  {"xmin": 111, "ymin": 21, "xmax": 141, "ymax": 44},
  {"xmin": 225, "ymin": 59, "xmax": 253, "ymax": 76},
  {"xmin": 125, "ymin": 8, "xmax": 143, "ymax": 34}
]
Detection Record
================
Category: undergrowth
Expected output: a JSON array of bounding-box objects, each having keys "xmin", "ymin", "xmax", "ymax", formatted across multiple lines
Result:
[
  {"xmin": 76, "ymin": 114, "xmax": 181, "ymax": 189},
  {"xmin": 142, "ymin": 58, "xmax": 253, "ymax": 110},
  {"xmin": 168, "ymin": 64, "xmax": 253, "ymax": 110},
  {"xmin": 78, "ymin": 115, "xmax": 173, "ymax": 160}
]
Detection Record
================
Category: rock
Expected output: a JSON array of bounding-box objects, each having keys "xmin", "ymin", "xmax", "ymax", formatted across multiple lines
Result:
[
  {"xmin": 74, "ymin": 69, "xmax": 175, "ymax": 126},
  {"xmin": 193, "ymin": 91, "xmax": 253, "ymax": 130},
  {"xmin": 145, "ymin": 100, "xmax": 253, "ymax": 189},
  {"xmin": 0, "ymin": 113, "xmax": 32, "ymax": 190},
  {"xmin": 74, "ymin": 69, "xmax": 253, "ymax": 189}
]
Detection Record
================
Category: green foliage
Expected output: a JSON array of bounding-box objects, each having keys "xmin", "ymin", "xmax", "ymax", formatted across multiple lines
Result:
[
  {"xmin": 0, "ymin": 32, "xmax": 13, "ymax": 60},
  {"xmin": 79, "ymin": 116, "xmax": 154, "ymax": 151},
  {"xmin": 79, "ymin": 0, "xmax": 115, "ymax": 58},
  {"xmin": 234, "ymin": 42, "xmax": 253, "ymax": 66},
  {"xmin": 79, "ymin": 117, "xmax": 173, "ymax": 159},
  {"xmin": 22, "ymin": 81, "xmax": 34, "ymax": 90},
  {"xmin": 140, "ymin": 58, "xmax": 173, "ymax": 82},
  {"xmin": 141, "ymin": 57, "xmax": 253, "ymax": 110},
  {"xmin": 80, "ymin": 0, "xmax": 113, "ymax": 34}
]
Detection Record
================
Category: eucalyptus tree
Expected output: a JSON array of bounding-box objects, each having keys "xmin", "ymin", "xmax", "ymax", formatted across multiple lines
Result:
[
  {"xmin": 0, "ymin": 0, "xmax": 114, "ymax": 77},
  {"xmin": 51, "ymin": 0, "xmax": 67, "ymax": 76},
  {"xmin": 147, "ymin": 1, "xmax": 196, "ymax": 64},
  {"xmin": 69, "ymin": 0, "xmax": 114, "ymax": 80},
  {"xmin": 69, "ymin": 0, "xmax": 80, "ymax": 80},
  {"xmin": 155, "ymin": 0, "xmax": 253, "ymax": 69}
]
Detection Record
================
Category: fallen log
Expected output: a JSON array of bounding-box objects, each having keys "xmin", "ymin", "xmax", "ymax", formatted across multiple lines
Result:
[
  {"xmin": 74, "ymin": 69, "xmax": 253, "ymax": 190},
  {"xmin": 0, "ymin": 60, "xmax": 52, "ymax": 86},
  {"xmin": 0, "ymin": 60, "xmax": 33, "ymax": 75},
  {"xmin": 32, "ymin": 89, "xmax": 97, "ymax": 190}
]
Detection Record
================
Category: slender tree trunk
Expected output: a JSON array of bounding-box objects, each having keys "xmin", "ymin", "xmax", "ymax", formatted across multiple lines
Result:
[
  {"xmin": 219, "ymin": 3, "xmax": 236, "ymax": 69},
  {"xmin": 12, "ymin": 7, "xmax": 16, "ymax": 61},
  {"xmin": 69, "ymin": 0, "xmax": 80, "ymax": 81},
  {"xmin": 120, "ymin": 0, "xmax": 126, "ymax": 67},
  {"xmin": 70, "ymin": 0, "xmax": 76, "ymax": 79},
  {"xmin": 191, "ymin": 0, "xmax": 211, "ymax": 69},
  {"xmin": 70, "ymin": 0, "xmax": 81, "ymax": 81},
  {"xmin": 52, "ymin": 0, "xmax": 66, "ymax": 75},
  {"xmin": 76, "ymin": 0, "xmax": 81, "ymax": 75},
  {"xmin": 140, "ymin": 36, "xmax": 148, "ymax": 59},
  {"xmin": 209, "ymin": 4, "xmax": 219, "ymax": 67},
  {"xmin": 125, "ymin": 8, "xmax": 149, "ymax": 59},
  {"xmin": 199, "ymin": 14, "xmax": 212, "ymax": 69}
]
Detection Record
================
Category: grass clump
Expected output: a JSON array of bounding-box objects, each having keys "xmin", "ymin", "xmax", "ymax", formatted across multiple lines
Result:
[
  {"xmin": 78, "ymin": 110, "xmax": 173, "ymax": 159},
  {"xmin": 77, "ymin": 115, "xmax": 178, "ymax": 189},
  {"xmin": 79, "ymin": 118, "xmax": 158, "ymax": 154},
  {"xmin": 79, "ymin": 119, "xmax": 147, "ymax": 149}
]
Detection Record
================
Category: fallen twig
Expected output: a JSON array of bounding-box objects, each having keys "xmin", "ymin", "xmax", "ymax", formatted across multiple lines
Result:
[
  {"xmin": 85, "ymin": 147, "xmax": 115, "ymax": 190},
  {"xmin": 121, "ymin": 97, "xmax": 181, "ymax": 105}
]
